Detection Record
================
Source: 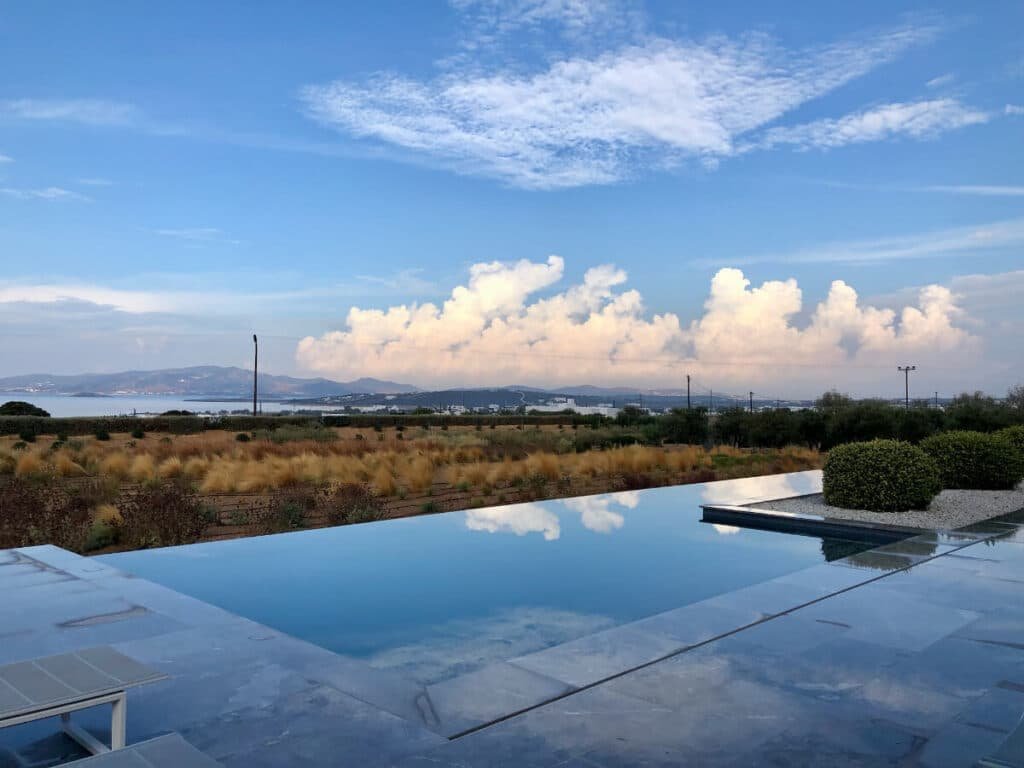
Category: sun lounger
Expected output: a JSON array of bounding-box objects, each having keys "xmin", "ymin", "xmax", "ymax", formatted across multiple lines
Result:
[
  {"xmin": 66, "ymin": 733, "xmax": 223, "ymax": 766},
  {"xmin": 0, "ymin": 647, "xmax": 167, "ymax": 755}
]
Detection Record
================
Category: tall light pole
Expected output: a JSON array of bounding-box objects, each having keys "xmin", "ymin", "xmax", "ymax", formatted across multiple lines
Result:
[
  {"xmin": 686, "ymin": 374, "xmax": 691, "ymax": 410},
  {"xmin": 252, "ymin": 334, "xmax": 258, "ymax": 417},
  {"xmin": 898, "ymin": 365, "xmax": 915, "ymax": 409}
]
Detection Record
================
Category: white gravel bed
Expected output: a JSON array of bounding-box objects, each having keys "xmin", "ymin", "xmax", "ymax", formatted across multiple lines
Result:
[{"xmin": 751, "ymin": 482, "xmax": 1024, "ymax": 530}]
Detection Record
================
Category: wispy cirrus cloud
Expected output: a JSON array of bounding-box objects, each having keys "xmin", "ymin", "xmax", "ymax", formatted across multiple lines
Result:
[
  {"xmin": 298, "ymin": 20, "xmax": 984, "ymax": 188},
  {"xmin": 0, "ymin": 186, "xmax": 90, "ymax": 202},
  {"xmin": 155, "ymin": 227, "xmax": 240, "ymax": 245},
  {"xmin": 76, "ymin": 177, "xmax": 114, "ymax": 186},
  {"xmin": 921, "ymin": 184, "xmax": 1024, "ymax": 197},
  {"xmin": 702, "ymin": 217, "xmax": 1024, "ymax": 267},
  {"xmin": 925, "ymin": 73, "xmax": 955, "ymax": 88},
  {"xmin": 752, "ymin": 99, "xmax": 989, "ymax": 152},
  {"xmin": 0, "ymin": 98, "xmax": 138, "ymax": 126},
  {"xmin": 1006, "ymin": 104, "xmax": 1024, "ymax": 115},
  {"xmin": 0, "ymin": 153, "xmax": 12, "ymax": 163},
  {"xmin": 451, "ymin": 0, "xmax": 643, "ymax": 45}
]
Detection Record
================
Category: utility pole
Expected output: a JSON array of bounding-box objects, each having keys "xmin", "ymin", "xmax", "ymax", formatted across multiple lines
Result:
[
  {"xmin": 686, "ymin": 374, "xmax": 691, "ymax": 410},
  {"xmin": 749, "ymin": 391, "xmax": 754, "ymax": 413},
  {"xmin": 709, "ymin": 389, "xmax": 713, "ymax": 414},
  {"xmin": 934, "ymin": 391, "xmax": 939, "ymax": 408},
  {"xmin": 252, "ymin": 334, "xmax": 258, "ymax": 417},
  {"xmin": 897, "ymin": 365, "xmax": 916, "ymax": 409}
]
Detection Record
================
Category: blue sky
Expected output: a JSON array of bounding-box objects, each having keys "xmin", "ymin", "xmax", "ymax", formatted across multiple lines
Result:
[{"xmin": 1, "ymin": 1, "xmax": 1022, "ymax": 397}]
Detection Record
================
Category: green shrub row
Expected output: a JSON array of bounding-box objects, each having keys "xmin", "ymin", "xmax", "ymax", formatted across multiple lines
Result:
[
  {"xmin": 823, "ymin": 440, "xmax": 942, "ymax": 512},
  {"xmin": 0, "ymin": 412, "xmax": 602, "ymax": 437},
  {"xmin": 824, "ymin": 428, "xmax": 1024, "ymax": 513},
  {"xmin": 920, "ymin": 430, "xmax": 1024, "ymax": 490}
]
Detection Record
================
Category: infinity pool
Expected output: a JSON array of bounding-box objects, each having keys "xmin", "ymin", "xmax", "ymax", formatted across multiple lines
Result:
[{"xmin": 100, "ymin": 471, "xmax": 872, "ymax": 684}]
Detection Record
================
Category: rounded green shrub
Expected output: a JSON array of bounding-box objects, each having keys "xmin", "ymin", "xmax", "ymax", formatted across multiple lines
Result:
[
  {"xmin": 823, "ymin": 439, "xmax": 941, "ymax": 512},
  {"xmin": 920, "ymin": 430, "xmax": 1024, "ymax": 490}
]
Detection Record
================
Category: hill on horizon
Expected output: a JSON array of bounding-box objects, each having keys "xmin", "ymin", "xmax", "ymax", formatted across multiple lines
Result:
[{"xmin": 0, "ymin": 366, "xmax": 418, "ymax": 397}]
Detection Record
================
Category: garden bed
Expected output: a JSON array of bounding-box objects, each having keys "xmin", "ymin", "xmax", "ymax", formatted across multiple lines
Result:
[{"xmin": 752, "ymin": 482, "xmax": 1024, "ymax": 530}]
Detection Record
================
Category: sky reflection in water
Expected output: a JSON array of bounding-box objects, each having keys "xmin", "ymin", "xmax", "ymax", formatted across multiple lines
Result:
[{"xmin": 100, "ymin": 470, "xmax": 861, "ymax": 683}]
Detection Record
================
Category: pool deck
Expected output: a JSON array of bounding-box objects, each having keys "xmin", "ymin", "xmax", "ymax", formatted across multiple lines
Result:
[{"xmin": 2, "ymin": 505, "xmax": 1023, "ymax": 766}]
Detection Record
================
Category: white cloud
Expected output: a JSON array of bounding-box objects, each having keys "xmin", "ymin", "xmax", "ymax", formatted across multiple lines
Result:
[
  {"xmin": 301, "ymin": 25, "xmax": 945, "ymax": 188},
  {"xmin": 355, "ymin": 269, "xmax": 437, "ymax": 296},
  {"xmin": 925, "ymin": 73, "xmax": 955, "ymax": 89},
  {"xmin": 296, "ymin": 255, "xmax": 982, "ymax": 394},
  {"xmin": 1, "ymin": 98, "xmax": 137, "ymax": 126},
  {"xmin": 561, "ymin": 490, "xmax": 638, "ymax": 533},
  {"xmin": 155, "ymin": 227, "xmax": 240, "ymax": 245},
  {"xmin": 0, "ymin": 283, "xmax": 199, "ymax": 314},
  {"xmin": 451, "ymin": 0, "xmax": 642, "ymax": 44},
  {"xmin": 464, "ymin": 502, "xmax": 561, "ymax": 539},
  {"xmin": 0, "ymin": 186, "xmax": 89, "ymax": 201},
  {"xmin": 1005, "ymin": 104, "xmax": 1024, "ymax": 116},
  {"xmin": 921, "ymin": 184, "xmax": 1024, "ymax": 197},
  {"xmin": 714, "ymin": 217, "xmax": 1024, "ymax": 266},
  {"xmin": 753, "ymin": 99, "xmax": 989, "ymax": 152},
  {"xmin": 0, "ymin": 153, "xmax": 12, "ymax": 163},
  {"xmin": 76, "ymin": 177, "xmax": 114, "ymax": 186}
]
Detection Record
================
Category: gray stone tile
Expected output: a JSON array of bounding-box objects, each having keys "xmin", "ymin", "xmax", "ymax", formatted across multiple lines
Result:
[
  {"xmin": 427, "ymin": 662, "xmax": 575, "ymax": 736},
  {"xmin": 14, "ymin": 545, "xmax": 121, "ymax": 579},
  {"xmin": 917, "ymin": 722, "xmax": 1009, "ymax": 768},
  {"xmin": 768, "ymin": 562, "xmax": 878, "ymax": 595},
  {"xmin": 711, "ymin": 611, "xmax": 851, "ymax": 655},
  {"xmin": 955, "ymin": 685, "xmax": 1024, "ymax": 734},
  {"xmin": 628, "ymin": 599, "xmax": 764, "ymax": 648},
  {"xmin": 755, "ymin": 712, "xmax": 925, "ymax": 767},
  {"xmin": 953, "ymin": 612, "xmax": 1024, "ymax": 651},
  {"xmin": 0, "ymin": 567, "xmax": 73, "ymax": 590},
  {"xmin": 180, "ymin": 684, "xmax": 446, "ymax": 768},
  {"xmin": 956, "ymin": 520, "xmax": 1021, "ymax": 537},
  {"xmin": 725, "ymin": 632, "xmax": 996, "ymax": 735},
  {"xmin": 863, "ymin": 559, "xmax": 1023, "ymax": 615},
  {"xmin": 898, "ymin": 636, "xmax": 1024, "ymax": 699},
  {"xmin": 793, "ymin": 582, "xmax": 980, "ymax": 652},
  {"xmin": 510, "ymin": 625, "xmax": 681, "ymax": 688}
]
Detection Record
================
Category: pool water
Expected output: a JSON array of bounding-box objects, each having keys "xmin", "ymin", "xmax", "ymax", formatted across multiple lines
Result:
[{"xmin": 100, "ymin": 471, "xmax": 872, "ymax": 684}]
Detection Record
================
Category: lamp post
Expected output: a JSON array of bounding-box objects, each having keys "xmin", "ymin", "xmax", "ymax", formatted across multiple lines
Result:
[
  {"xmin": 898, "ymin": 365, "xmax": 915, "ymax": 409},
  {"xmin": 252, "ymin": 334, "xmax": 258, "ymax": 417}
]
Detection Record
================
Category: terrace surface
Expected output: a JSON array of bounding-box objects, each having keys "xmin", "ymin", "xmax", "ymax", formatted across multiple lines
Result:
[{"xmin": 2, "ymin": 474, "xmax": 1023, "ymax": 767}]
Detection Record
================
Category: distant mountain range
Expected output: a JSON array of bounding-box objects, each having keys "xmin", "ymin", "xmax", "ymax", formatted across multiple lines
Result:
[
  {"xmin": 0, "ymin": 366, "xmax": 803, "ymax": 409},
  {"xmin": 0, "ymin": 366, "xmax": 418, "ymax": 397}
]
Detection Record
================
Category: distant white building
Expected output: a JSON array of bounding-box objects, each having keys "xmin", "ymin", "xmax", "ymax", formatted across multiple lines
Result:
[{"xmin": 530, "ymin": 397, "xmax": 619, "ymax": 417}]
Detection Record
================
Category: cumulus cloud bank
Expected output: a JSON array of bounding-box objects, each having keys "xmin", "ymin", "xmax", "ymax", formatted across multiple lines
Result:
[{"xmin": 296, "ymin": 256, "xmax": 978, "ymax": 394}]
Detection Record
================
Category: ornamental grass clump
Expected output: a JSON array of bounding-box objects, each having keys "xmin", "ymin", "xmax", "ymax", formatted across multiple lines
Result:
[
  {"xmin": 823, "ymin": 439, "xmax": 941, "ymax": 512},
  {"xmin": 920, "ymin": 430, "xmax": 1024, "ymax": 490}
]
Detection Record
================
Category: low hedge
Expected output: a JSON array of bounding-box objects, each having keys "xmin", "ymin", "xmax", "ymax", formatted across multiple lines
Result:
[
  {"xmin": 996, "ymin": 425, "xmax": 1024, "ymax": 454},
  {"xmin": 823, "ymin": 439, "xmax": 941, "ymax": 512},
  {"xmin": 920, "ymin": 430, "xmax": 1024, "ymax": 490}
]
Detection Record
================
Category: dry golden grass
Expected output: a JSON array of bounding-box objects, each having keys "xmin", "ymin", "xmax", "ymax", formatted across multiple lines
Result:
[
  {"xmin": 93, "ymin": 503, "xmax": 123, "ymax": 526},
  {"xmin": 129, "ymin": 454, "xmax": 156, "ymax": 482},
  {"xmin": 372, "ymin": 464, "xmax": 397, "ymax": 496},
  {"xmin": 0, "ymin": 426, "xmax": 821, "ymax": 501},
  {"xmin": 54, "ymin": 452, "xmax": 88, "ymax": 477},
  {"xmin": 14, "ymin": 452, "xmax": 45, "ymax": 477},
  {"xmin": 100, "ymin": 453, "xmax": 130, "ymax": 480}
]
